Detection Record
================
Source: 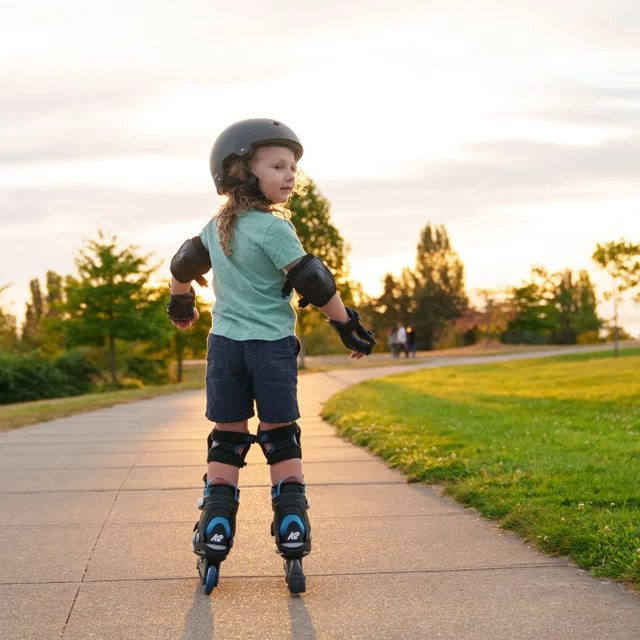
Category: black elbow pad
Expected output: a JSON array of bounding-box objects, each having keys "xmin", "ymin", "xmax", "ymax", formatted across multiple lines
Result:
[
  {"xmin": 170, "ymin": 237, "xmax": 212, "ymax": 287},
  {"xmin": 286, "ymin": 254, "xmax": 336, "ymax": 309}
]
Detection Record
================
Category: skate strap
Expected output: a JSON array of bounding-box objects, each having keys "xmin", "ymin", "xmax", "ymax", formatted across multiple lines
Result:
[
  {"xmin": 204, "ymin": 477, "xmax": 239, "ymax": 500},
  {"xmin": 273, "ymin": 476, "xmax": 306, "ymax": 496}
]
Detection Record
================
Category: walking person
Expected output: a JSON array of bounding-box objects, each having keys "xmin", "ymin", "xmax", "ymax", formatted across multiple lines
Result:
[
  {"xmin": 166, "ymin": 119, "xmax": 375, "ymax": 595},
  {"xmin": 388, "ymin": 326, "xmax": 397, "ymax": 357},
  {"xmin": 396, "ymin": 322, "xmax": 407, "ymax": 358},
  {"xmin": 406, "ymin": 326, "xmax": 417, "ymax": 358}
]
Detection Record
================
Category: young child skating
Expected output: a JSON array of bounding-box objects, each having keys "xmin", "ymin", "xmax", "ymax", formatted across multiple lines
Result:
[{"xmin": 166, "ymin": 119, "xmax": 376, "ymax": 595}]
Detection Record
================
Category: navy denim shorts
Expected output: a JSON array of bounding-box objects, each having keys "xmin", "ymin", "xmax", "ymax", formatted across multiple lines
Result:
[{"xmin": 205, "ymin": 334, "xmax": 301, "ymax": 424}]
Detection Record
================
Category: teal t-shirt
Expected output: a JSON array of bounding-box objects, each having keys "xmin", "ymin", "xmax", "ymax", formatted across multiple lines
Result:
[{"xmin": 199, "ymin": 209, "xmax": 306, "ymax": 341}]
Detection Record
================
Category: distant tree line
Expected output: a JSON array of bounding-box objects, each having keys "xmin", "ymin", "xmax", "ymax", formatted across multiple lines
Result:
[
  {"xmin": 365, "ymin": 232, "xmax": 639, "ymax": 352},
  {"xmin": 0, "ymin": 231, "xmax": 210, "ymax": 404},
  {"xmin": 0, "ymin": 179, "xmax": 638, "ymax": 405}
]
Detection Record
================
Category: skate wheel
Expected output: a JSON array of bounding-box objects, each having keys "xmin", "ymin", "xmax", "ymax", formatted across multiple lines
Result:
[
  {"xmin": 203, "ymin": 563, "xmax": 219, "ymax": 595},
  {"xmin": 286, "ymin": 559, "xmax": 306, "ymax": 594}
]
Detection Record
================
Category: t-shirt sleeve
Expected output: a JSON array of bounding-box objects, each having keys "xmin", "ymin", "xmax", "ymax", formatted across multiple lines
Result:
[
  {"xmin": 198, "ymin": 223, "xmax": 210, "ymax": 251},
  {"xmin": 262, "ymin": 217, "xmax": 306, "ymax": 270}
]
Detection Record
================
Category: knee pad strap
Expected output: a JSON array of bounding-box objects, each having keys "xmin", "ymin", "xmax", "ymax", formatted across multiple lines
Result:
[
  {"xmin": 257, "ymin": 422, "xmax": 302, "ymax": 465},
  {"xmin": 207, "ymin": 429, "xmax": 256, "ymax": 468}
]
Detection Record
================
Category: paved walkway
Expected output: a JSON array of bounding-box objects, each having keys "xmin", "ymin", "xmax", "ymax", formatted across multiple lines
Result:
[{"xmin": 1, "ymin": 345, "xmax": 639, "ymax": 639}]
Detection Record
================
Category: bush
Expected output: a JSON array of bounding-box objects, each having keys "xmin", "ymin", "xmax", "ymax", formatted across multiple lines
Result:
[
  {"xmin": 0, "ymin": 351, "xmax": 98, "ymax": 405},
  {"xmin": 54, "ymin": 351, "xmax": 99, "ymax": 393}
]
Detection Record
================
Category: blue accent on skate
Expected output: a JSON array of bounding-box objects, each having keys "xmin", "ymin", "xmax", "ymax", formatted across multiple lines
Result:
[
  {"xmin": 280, "ymin": 514, "xmax": 305, "ymax": 536},
  {"xmin": 205, "ymin": 516, "xmax": 231, "ymax": 539}
]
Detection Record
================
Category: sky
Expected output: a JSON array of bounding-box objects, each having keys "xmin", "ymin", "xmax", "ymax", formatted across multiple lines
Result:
[{"xmin": 1, "ymin": 1, "xmax": 640, "ymax": 336}]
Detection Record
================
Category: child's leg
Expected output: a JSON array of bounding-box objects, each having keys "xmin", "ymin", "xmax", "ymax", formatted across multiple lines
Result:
[
  {"xmin": 257, "ymin": 421, "xmax": 303, "ymax": 485},
  {"xmin": 206, "ymin": 420, "xmax": 250, "ymax": 486}
]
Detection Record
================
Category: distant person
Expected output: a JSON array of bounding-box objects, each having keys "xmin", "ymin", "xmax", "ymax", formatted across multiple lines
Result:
[
  {"xmin": 389, "ymin": 326, "xmax": 397, "ymax": 357},
  {"xmin": 166, "ymin": 119, "xmax": 376, "ymax": 595},
  {"xmin": 406, "ymin": 326, "xmax": 417, "ymax": 358},
  {"xmin": 396, "ymin": 322, "xmax": 407, "ymax": 358}
]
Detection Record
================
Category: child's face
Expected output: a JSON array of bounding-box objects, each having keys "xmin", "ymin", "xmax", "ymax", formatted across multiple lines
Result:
[{"xmin": 251, "ymin": 146, "xmax": 297, "ymax": 204}]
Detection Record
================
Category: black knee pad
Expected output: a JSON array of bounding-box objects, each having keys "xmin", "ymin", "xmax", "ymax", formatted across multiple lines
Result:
[
  {"xmin": 207, "ymin": 429, "xmax": 256, "ymax": 468},
  {"xmin": 257, "ymin": 422, "xmax": 302, "ymax": 465}
]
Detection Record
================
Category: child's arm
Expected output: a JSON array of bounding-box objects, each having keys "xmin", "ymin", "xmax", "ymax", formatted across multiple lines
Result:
[
  {"xmin": 168, "ymin": 275, "xmax": 200, "ymax": 331},
  {"xmin": 167, "ymin": 236, "xmax": 211, "ymax": 331},
  {"xmin": 284, "ymin": 258, "xmax": 374, "ymax": 358}
]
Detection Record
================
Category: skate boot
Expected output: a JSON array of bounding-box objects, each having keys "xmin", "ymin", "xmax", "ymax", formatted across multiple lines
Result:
[
  {"xmin": 270, "ymin": 476, "xmax": 311, "ymax": 594},
  {"xmin": 192, "ymin": 475, "xmax": 239, "ymax": 595}
]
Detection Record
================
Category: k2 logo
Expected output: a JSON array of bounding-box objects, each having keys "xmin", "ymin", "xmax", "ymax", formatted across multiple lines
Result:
[
  {"xmin": 287, "ymin": 532, "xmax": 300, "ymax": 541},
  {"xmin": 211, "ymin": 534, "xmax": 224, "ymax": 543}
]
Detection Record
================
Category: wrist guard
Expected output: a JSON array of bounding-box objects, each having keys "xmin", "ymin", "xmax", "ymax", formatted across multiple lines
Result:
[
  {"xmin": 328, "ymin": 307, "xmax": 376, "ymax": 355},
  {"xmin": 167, "ymin": 287, "xmax": 196, "ymax": 322}
]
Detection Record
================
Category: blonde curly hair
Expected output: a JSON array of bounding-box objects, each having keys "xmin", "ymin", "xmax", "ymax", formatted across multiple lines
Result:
[{"xmin": 216, "ymin": 148, "xmax": 307, "ymax": 256}]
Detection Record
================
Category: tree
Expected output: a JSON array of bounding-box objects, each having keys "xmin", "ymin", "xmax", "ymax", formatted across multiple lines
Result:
[
  {"xmin": 0, "ymin": 282, "xmax": 18, "ymax": 354},
  {"xmin": 474, "ymin": 289, "xmax": 511, "ymax": 345},
  {"xmin": 40, "ymin": 271, "xmax": 67, "ymax": 357},
  {"xmin": 502, "ymin": 267, "xmax": 602, "ymax": 345},
  {"xmin": 65, "ymin": 230, "xmax": 170, "ymax": 387},
  {"xmin": 287, "ymin": 178, "xmax": 351, "ymax": 366},
  {"xmin": 22, "ymin": 278, "xmax": 44, "ymax": 349},
  {"xmin": 550, "ymin": 269, "xmax": 601, "ymax": 344},
  {"xmin": 411, "ymin": 223, "xmax": 468, "ymax": 350},
  {"xmin": 592, "ymin": 239, "xmax": 640, "ymax": 356}
]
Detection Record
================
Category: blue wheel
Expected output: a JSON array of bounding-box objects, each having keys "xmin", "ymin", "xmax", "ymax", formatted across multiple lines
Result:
[{"xmin": 203, "ymin": 563, "xmax": 219, "ymax": 595}]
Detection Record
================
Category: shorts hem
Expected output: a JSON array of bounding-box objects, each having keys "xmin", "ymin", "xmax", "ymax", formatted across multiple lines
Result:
[{"xmin": 205, "ymin": 410, "xmax": 256, "ymax": 423}]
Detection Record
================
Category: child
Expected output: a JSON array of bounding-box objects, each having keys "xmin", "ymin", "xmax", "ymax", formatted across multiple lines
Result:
[{"xmin": 166, "ymin": 119, "xmax": 376, "ymax": 595}]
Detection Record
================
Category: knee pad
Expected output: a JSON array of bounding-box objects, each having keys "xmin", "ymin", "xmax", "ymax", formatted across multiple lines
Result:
[
  {"xmin": 257, "ymin": 422, "xmax": 302, "ymax": 465},
  {"xmin": 207, "ymin": 429, "xmax": 256, "ymax": 467}
]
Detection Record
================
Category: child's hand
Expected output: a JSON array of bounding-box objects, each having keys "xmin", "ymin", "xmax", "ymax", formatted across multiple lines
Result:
[
  {"xmin": 350, "ymin": 350, "xmax": 365, "ymax": 359},
  {"xmin": 171, "ymin": 308, "xmax": 200, "ymax": 331}
]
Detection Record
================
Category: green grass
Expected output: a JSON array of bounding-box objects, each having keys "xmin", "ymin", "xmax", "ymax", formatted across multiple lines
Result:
[
  {"xmin": 322, "ymin": 349, "xmax": 640, "ymax": 587},
  {"xmin": 0, "ymin": 364, "xmax": 206, "ymax": 433}
]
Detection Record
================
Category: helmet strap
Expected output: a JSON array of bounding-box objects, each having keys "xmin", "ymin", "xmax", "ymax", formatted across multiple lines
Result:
[{"xmin": 225, "ymin": 174, "xmax": 272, "ymax": 204}]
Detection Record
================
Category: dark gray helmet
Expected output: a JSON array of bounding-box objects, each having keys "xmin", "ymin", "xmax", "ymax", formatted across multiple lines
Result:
[{"xmin": 209, "ymin": 118, "xmax": 304, "ymax": 194}]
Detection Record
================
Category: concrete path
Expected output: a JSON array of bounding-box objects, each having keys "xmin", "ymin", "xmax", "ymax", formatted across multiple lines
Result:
[{"xmin": 1, "ymin": 345, "xmax": 639, "ymax": 639}]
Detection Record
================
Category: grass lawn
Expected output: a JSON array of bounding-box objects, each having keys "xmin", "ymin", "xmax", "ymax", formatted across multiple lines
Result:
[{"xmin": 322, "ymin": 348, "xmax": 640, "ymax": 587}]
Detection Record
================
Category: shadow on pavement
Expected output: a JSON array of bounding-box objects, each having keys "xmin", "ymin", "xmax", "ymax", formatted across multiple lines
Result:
[
  {"xmin": 288, "ymin": 593, "xmax": 317, "ymax": 639},
  {"xmin": 182, "ymin": 584, "xmax": 214, "ymax": 639}
]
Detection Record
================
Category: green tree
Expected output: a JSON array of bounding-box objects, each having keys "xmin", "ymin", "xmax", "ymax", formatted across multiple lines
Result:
[
  {"xmin": 287, "ymin": 178, "xmax": 351, "ymax": 366},
  {"xmin": 0, "ymin": 282, "xmax": 18, "ymax": 354},
  {"xmin": 22, "ymin": 278, "xmax": 44, "ymax": 349},
  {"xmin": 411, "ymin": 223, "xmax": 468, "ymax": 350},
  {"xmin": 40, "ymin": 271, "xmax": 67, "ymax": 357},
  {"xmin": 592, "ymin": 239, "xmax": 640, "ymax": 356},
  {"xmin": 550, "ymin": 269, "xmax": 601, "ymax": 344},
  {"xmin": 65, "ymin": 230, "xmax": 169, "ymax": 387}
]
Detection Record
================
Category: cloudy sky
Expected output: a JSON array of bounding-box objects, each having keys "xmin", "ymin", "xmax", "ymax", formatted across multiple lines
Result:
[{"xmin": 2, "ymin": 1, "xmax": 640, "ymax": 336}]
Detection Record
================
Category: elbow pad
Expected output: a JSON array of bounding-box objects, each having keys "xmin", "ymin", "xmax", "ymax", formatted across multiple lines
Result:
[
  {"xmin": 283, "ymin": 254, "xmax": 337, "ymax": 309},
  {"xmin": 170, "ymin": 237, "xmax": 212, "ymax": 287}
]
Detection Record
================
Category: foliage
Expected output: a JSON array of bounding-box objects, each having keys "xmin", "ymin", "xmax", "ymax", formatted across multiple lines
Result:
[
  {"xmin": 323, "ymin": 349, "xmax": 640, "ymax": 586},
  {"xmin": 287, "ymin": 179, "xmax": 352, "ymax": 362},
  {"xmin": 502, "ymin": 268, "xmax": 602, "ymax": 345},
  {"xmin": 0, "ymin": 350, "xmax": 98, "ymax": 404},
  {"xmin": 65, "ymin": 230, "xmax": 171, "ymax": 386},
  {"xmin": 20, "ymin": 271, "xmax": 67, "ymax": 357},
  {"xmin": 369, "ymin": 224, "xmax": 467, "ymax": 350},
  {"xmin": 0, "ymin": 282, "xmax": 18, "ymax": 354},
  {"xmin": 592, "ymin": 239, "xmax": 640, "ymax": 353}
]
